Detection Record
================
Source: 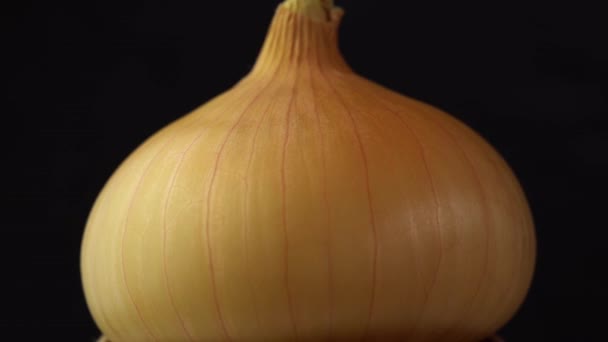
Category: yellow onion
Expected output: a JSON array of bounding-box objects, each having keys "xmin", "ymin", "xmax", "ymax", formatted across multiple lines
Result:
[{"xmin": 81, "ymin": 0, "xmax": 536, "ymax": 341}]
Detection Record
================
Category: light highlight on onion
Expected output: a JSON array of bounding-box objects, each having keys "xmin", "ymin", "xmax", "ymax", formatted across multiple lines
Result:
[{"xmin": 81, "ymin": 0, "xmax": 536, "ymax": 341}]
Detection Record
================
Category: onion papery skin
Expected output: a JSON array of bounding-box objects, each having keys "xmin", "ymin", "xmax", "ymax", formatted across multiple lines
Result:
[{"xmin": 81, "ymin": 2, "xmax": 536, "ymax": 341}]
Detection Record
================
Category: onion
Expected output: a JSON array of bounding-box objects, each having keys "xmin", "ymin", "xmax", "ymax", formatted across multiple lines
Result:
[{"xmin": 81, "ymin": 0, "xmax": 536, "ymax": 341}]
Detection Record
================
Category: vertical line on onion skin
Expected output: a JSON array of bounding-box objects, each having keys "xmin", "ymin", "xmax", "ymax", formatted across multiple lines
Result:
[
  {"xmin": 241, "ymin": 100, "xmax": 275, "ymax": 334},
  {"xmin": 120, "ymin": 140, "xmax": 177, "ymax": 342},
  {"xmin": 346, "ymin": 78, "xmax": 496, "ymax": 339},
  {"xmin": 279, "ymin": 12, "xmax": 303, "ymax": 340},
  {"xmin": 417, "ymin": 115, "xmax": 493, "ymax": 341},
  {"xmin": 464, "ymin": 134, "xmax": 534, "ymax": 334},
  {"xmin": 161, "ymin": 134, "xmax": 211, "ymax": 341},
  {"xmin": 203, "ymin": 80, "xmax": 277, "ymax": 341},
  {"xmin": 126, "ymin": 81, "xmax": 253, "ymax": 341},
  {"xmin": 282, "ymin": 91, "xmax": 299, "ymax": 341},
  {"xmin": 115, "ymin": 80, "xmax": 254, "ymax": 341},
  {"xmin": 118, "ymin": 123, "xmax": 195, "ymax": 341},
  {"xmin": 231, "ymin": 10, "xmax": 299, "ymax": 339},
  {"xmin": 321, "ymin": 70, "xmax": 378, "ymax": 340},
  {"xmin": 360, "ymin": 90, "xmax": 444, "ymax": 338},
  {"xmin": 200, "ymin": 52, "xmax": 285, "ymax": 338},
  {"xmin": 310, "ymin": 44, "xmax": 333, "ymax": 339}
]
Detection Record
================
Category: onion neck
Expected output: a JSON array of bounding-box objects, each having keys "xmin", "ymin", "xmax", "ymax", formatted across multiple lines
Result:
[
  {"xmin": 283, "ymin": 0, "xmax": 334, "ymax": 22},
  {"xmin": 249, "ymin": 0, "xmax": 351, "ymax": 77}
]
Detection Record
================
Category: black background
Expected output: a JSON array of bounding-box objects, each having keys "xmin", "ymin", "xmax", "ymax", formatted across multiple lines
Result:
[{"xmin": 4, "ymin": 0, "xmax": 606, "ymax": 340}]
